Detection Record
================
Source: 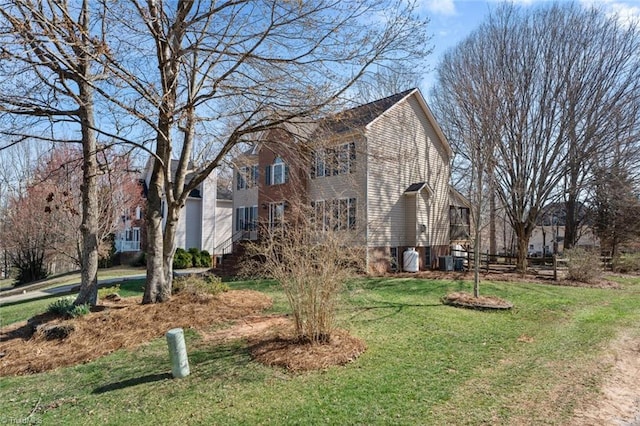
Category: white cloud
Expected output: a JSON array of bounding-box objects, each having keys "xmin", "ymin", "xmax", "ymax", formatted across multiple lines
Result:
[
  {"xmin": 423, "ymin": 0, "xmax": 457, "ymax": 16},
  {"xmin": 580, "ymin": 0, "xmax": 640, "ymax": 27}
]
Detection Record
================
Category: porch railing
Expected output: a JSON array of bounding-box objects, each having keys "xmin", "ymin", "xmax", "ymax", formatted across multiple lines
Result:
[
  {"xmin": 214, "ymin": 230, "xmax": 251, "ymax": 256},
  {"xmin": 115, "ymin": 240, "xmax": 141, "ymax": 252}
]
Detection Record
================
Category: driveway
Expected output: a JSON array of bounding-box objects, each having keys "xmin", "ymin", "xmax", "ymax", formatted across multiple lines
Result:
[{"xmin": 0, "ymin": 268, "xmax": 209, "ymax": 306}]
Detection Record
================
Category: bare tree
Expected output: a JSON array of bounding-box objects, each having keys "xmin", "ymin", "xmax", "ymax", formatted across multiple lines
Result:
[
  {"xmin": 554, "ymin": 6, "xmax": 640, "ymax": 249},
  {"xmin": 433, "ymin": 3, "xmax": 640, "ymax": 272},
  {"xmin": 98, "ymin": 0, "xmax": 429, "ymax": 303},
  {"xmin": 432, "ymin": 33, "xmax": 501, "ymax": 293},
  {"xmin": 0, "ymin": 1, "xmax": 112, "ymax": 305},
  {"xmin": 591, "ymin": 137, "xmax": 640, "ymax": 257}
]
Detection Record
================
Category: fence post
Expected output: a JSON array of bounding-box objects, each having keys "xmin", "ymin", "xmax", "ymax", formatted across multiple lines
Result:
[{"xmin": 553, "ymin": 254, "xmax": 557, "ymax": 281}]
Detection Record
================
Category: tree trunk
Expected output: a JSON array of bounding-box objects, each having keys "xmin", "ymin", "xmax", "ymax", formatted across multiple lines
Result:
[
  {"xmin": 143, "ymin": 163, "xmax": 170, "ymax": 304},
  {"xmin": 162, "ymin": 204, "xmax": 180, "ymax": 295},
  {"xmin": 514, "ymin": 223, "xmax": 529, "ymax": 273},
  {"xmin": 489, "ymin": 189, "xmax": 497, "ymax": 260},
  {"xmin": 564, "ymin": 195, "xmax": 577, "ymax": 250},
  {"xmin": 74, "ymin": 82, "xmax": 99, "ymax": 307}
]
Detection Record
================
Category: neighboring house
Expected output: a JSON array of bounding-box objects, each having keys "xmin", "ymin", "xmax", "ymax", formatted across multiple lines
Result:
[
  {"xmin": 528, "ymin": 203, "xmax": 600, "ymax": 256},
  {"xmin": 113, "ymin": 159, "xmax": 233, "ymax": 263},
  {"xmin": 528, "ymin": 225, "xmax": 600, "ymax": 256},
  {"xmin": 230, "ymin": 88, "xmax": 469, "ymax": 271}
]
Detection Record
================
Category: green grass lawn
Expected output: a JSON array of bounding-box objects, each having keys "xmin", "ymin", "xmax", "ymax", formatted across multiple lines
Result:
[
  {"xmin": 0, "ymin": 279, "xmax": 146, "ymax": 329},
  {"xmin": 1, "ymin": 275, "xmax": 639, "ymax": 425}
]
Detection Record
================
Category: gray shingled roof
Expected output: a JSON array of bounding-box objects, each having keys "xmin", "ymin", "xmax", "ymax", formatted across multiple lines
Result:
[{"xmin": 316, "ymin": 88, "xmax": 415, "ymax": 135}]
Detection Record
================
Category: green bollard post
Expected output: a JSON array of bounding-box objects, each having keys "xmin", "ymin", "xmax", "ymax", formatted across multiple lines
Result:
[{"xmin": 166, "ymin": 328, "xmax": 190, "ymax": 378}]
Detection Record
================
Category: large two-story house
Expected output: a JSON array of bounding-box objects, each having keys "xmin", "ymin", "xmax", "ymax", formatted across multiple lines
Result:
[{"xmin": 230, "ymin": 88, "xmax": 469, "ymax": 272}]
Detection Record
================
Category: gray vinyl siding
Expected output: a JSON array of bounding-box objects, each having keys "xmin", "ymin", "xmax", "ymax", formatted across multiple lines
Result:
[{"xmin": 365, "ymin": 94, "xmax": 451, "ymax": 248}]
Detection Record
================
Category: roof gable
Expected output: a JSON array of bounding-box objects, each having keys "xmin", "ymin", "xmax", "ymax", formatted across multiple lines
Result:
[
  {"xmin": 365, "ymin": 89, "xmax": 453, "ymax": 159},
  {"xmin": 314, "ymin": 89, "xmax": 414, "ymax": 136}
]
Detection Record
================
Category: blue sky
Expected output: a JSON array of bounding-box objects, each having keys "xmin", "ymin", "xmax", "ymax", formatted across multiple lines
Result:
[{"xmin": 418, "ymin": 0, "xmax": 640, "ymax": 92}]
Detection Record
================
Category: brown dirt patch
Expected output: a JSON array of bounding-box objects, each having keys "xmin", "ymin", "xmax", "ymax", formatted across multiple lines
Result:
[
  {"xmin": 442, "ymin": 291, "xmax": 513, "ymax": 310},
  {"xmin": 570, "ymin": 331, "xmax": 640, "ymax": 425},
  {"xmin": 0, "ymin": 290, "xmax": 272, "ymax": 376}
]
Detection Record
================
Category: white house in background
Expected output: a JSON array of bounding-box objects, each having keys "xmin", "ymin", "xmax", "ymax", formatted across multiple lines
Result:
[
  {"xmin": 114, "ymin": 159, "xmax": 232, "ymax": 262},
  {"xmin": 528, "ymin": 225, "xmax": 600, "ymax": 256}
]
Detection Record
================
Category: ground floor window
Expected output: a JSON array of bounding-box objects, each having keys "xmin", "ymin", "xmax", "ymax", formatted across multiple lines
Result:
[
  {"xmin": 311, "ymin": 197, "xmax": 356, "ymax": 231},
  {"xmin": 268, "ymin": 202, "xmax": 285, "ymax": 229},
  {"xmin": 235, "ymin": 206, "xmax": 258, "ymax": 231}
]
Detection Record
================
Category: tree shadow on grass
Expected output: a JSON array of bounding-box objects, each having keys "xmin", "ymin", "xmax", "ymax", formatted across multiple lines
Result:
[
  {"xmin": 92, "ymin": 372, "xmax": 173, "ymax": 394},
  {"xmin": 347, "ymin": 301, "xmax": 442, "ymax": 322}
]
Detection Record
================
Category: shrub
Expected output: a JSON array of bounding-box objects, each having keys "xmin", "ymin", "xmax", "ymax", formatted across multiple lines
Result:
[
  {"xmin": 188, "ymin": 247, "xmax": 202, "ymax": 267},
  {"xmin": 68, "ymin": 303, "xmax": 90, "ymax": 318},
  {"xmin": 566, "ymin": 248, "xmax": 602, "ymax": 283},
  {"xmin": 173, "ymin": 248, "xmax": 192, "ymax": 269},
  {"xmin": 199, "ymin": 250, "xmax": 212, "ymax": 267},
  {"xmin": 47, "ymin": 297, "xmax": 75, "ymax": 316},
  {"xmin": 172, "ymin": 273, "xmax": 229, "ymax": 299},
  {"xmin": 612, "ymin": 253, "xmax": 640, "ymax": 273},
  {"xmin": 47, "ymin": 297, "xmax": 91, "ymax": 318}
]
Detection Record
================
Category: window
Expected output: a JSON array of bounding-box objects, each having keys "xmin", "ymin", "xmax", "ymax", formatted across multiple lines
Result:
[
  {"xmin": 311, "ymin": 197, "xmax": 356, "ymax": 231},
  {"xmin": 237, "ymin": 170, "xmax": 246, "ymax": 190},
  {"xmin": 390, "ymin": 247, "xmax": 399, "ymax": 271},
  {"xmin": 311, "ymin": 142, "xmax": 356, "ymax": 179},
  {"xmin": 237, "ymin": 165, "xmax": 259, "ymax": 190},
  {"xmin": 135, "ymin": 206, "xmax": 142, "ymax": 220},
  {"xmin": 311, "ymin": 150, "xmax": 328, "ymax": 178},
  {"xmin": 265, "ymin": 157, "xmax": 289, "ymax": 186},
  {"xmin": 235, "ymin": 206, "xmax": 258, "ymax": 231},
  {"xmin": 449, "ymin": 206, "xmax": 470, "ymax": 240},
  {"xmin": 125, "ymin": 227, "xmax": 140, "ymax": 242},
  {"xmin": 269, "ymin": 202, "xmax": 285, "ymax": 228}
]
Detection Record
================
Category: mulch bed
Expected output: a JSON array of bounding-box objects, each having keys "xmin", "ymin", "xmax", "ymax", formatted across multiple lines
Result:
[
  {"xmin": 442, "ymin": 291, "xmax": 513, "ymax": 310},
  {"xmin": 0, "ymin": 290, "xmax": 272, "ymax": 376},
  {"xmin": 0, "ymin": 289, "xmax": 368, "ymax": 376},
  {"xmin": 249, "ymin": 328, "xmax": 367, "ymax": 372}
]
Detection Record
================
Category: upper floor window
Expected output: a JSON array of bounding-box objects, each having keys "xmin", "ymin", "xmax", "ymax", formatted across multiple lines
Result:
[
  {"xmin": 237, "ymin": 165, "xmax": 259, "ymax": 190},
  {"xmin": 311, "ymin": 142, "xmax": 356, "ymax": 178},
  {"xmin": 265, "ymin": 157, "xmax": 289, "ymax": 186},
  {"xmin": 449, "ymin": 206, "xmax": 470, "ymax": 240}
]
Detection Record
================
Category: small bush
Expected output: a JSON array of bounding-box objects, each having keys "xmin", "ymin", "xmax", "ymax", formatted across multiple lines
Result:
[
  {"xmin": 200, "ymin": 250, "xmax": 212, "ymax": 267},
  {"xmin": 172, "ymin": 273, "xmax": 229, "ymax": 299},
  {"xmin": 566, "ymin": 248, "xmax": 602, "ymax": 283},
  {"xmin": 47, "ymin": 297, "xmax": 75, "ymax": 316},
  {"xmin": 47, "ymin": 297, "xmax": 91, "ymax": 318},
  {"xmin": 188, "ymin": 247, "xmax": 202, "ymax": 267},
  {"xmin": 612, "ymin": 253, "xmax": 640, "ymax": 273},
  {"xmin": 68, "ymin": 303, "xmax": 90, "ymax": 318},
  {"xmin": 98, "ymin": 285, "xmax": 120, "ymax": 300},
  {"xmin": 173, "ymin": 248, "xmax": 192, "ymax": 269}
]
